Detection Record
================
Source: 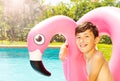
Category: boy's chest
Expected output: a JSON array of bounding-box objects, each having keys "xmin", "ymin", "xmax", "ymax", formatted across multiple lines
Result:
[{"xmin": 86, "ymin": 59, "xmax": 93, "ymax": 75}]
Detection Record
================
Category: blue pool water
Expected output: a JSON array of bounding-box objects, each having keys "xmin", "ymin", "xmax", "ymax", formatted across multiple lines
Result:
[{"xmin": 0, "ymin": 47, "xmax": 65, "ymax": 81}]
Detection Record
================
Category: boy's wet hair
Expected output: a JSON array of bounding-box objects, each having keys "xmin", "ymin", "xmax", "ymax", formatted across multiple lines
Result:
[{"xmin": 75, "ymin": 22, "xmax": 99, "ymax": 38}]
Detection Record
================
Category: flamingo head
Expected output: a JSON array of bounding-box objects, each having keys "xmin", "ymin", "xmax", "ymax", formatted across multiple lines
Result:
[{"xmin": 27, "ymin": 15, "xmax": 77, "ymax": 76}]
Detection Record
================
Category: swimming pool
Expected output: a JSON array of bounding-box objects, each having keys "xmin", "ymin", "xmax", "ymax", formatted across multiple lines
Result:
[{"xmin": 0, "ymin": 47, "xmax": 65, "ymax": 81}]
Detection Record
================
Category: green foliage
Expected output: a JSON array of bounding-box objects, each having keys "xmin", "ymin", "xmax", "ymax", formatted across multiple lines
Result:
[
  {"xmin": 39, "ymin": 0, "xmax": 118, "ymax": 21},
  {"xmin": 42, "ymin": 0, "xmax": 116, "ymax": 43},
  {"xmin": 0, "ymin": 0, "xmax": 4, "ymax": 40},
  {"xmin": 99, "ymin": 35, "xmax": 112, "ymax": 44},
  {"xmin": 38, "ymin": 3, "xmax": 71, "ymax": 21},
  {"xmin": 0, "ymin": 0, "xmax": 119, "ymax": 44},
  {"xmin": 50, "ymin": 34, "xmax": 66, "ymax": 42}
]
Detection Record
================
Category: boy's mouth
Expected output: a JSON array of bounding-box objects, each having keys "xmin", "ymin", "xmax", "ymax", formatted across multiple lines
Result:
[{"xmin": 80, "ymin": 44, "xmax": 88, "ymax": 48}]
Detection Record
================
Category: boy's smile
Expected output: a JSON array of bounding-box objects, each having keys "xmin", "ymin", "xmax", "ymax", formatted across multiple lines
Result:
[{"xmin": 79, "ymin": 43, "xmax": 88, "ymax": 49}]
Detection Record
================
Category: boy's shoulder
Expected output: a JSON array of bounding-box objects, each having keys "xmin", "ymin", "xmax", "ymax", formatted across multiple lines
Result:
[{"xmin": 93, "ymin": 51, "xmax": 105, "ymax": 63}]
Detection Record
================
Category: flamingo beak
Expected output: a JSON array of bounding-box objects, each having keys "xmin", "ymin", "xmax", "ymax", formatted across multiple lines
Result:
[{"xmin": 29, "ymin": 49, "xmax": 51, "ymax": 76}]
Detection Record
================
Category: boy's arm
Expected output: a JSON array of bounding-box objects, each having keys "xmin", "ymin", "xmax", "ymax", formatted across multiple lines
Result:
[
  {"xmin": 59, "ymin": 43, "xmax": 68, "ymax": 61},
  {"xmin": 88, "ymin": 54, "xmax": 104, "ymax": 81}
]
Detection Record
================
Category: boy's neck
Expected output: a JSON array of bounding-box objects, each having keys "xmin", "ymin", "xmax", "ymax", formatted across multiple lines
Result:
[{"xmin": 84, "ymin": 48, "xmax": 97, "ymax": 62}]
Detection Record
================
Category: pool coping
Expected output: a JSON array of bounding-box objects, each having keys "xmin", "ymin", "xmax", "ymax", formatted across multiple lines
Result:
[{"xmin": 0, "ymin": 45, "xmax": 61, "ymax": 48}]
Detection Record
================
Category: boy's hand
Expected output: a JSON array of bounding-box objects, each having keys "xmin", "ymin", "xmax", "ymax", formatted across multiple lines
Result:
[{"xmin": 59, "ymin": 43, "xmax": 68, "ymax": 61}]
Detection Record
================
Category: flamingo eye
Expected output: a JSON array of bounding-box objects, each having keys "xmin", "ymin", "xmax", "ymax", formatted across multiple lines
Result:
[{"xmin": 34, "ymin": 34, "xmax": 45, "ymax": 45}]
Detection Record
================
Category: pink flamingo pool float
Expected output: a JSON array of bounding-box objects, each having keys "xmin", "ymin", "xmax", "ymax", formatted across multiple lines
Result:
[{"xmin": 27, "ymin": 7, "xmax": 120, "ymax": 81}]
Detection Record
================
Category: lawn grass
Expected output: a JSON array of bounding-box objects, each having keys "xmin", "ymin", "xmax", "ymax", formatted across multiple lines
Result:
[
  {"xmin": 0, "ymin": 40, "xmax": 27, "ymax": 45},
  {"xmin": 49, "ymin": 42, "xmax": 63, "ymax": 45},
  {"xmin": 97, "ymin": 44, "xmax": 112, "ymax": 61}
]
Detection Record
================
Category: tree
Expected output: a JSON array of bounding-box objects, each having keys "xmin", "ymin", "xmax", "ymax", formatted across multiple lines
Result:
[
  {"xmin": 99, "ymin": 35, "xmax": 112, "ymax": 44},
  {"xmin": 1, "ymin": 0, "xmax": 46, "ymax": 42},
  {"xmin": 1, "ymin": 0, "xmax": 119, "ymax": 43},
  {"xmin": 0, "ymin": 0, "xmax": 4, "ymax": 40},
  {"xmin": 40, "ymin": 0, "xmax": 116, "ymax": 43}
]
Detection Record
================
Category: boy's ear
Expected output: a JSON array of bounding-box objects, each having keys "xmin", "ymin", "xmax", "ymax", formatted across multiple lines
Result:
[{"xmin": 95, "ymin": 36, "xmax": 100, "ymax": 44}]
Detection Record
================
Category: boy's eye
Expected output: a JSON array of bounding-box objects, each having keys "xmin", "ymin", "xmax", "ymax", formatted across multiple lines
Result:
[
  {"xmin": 76, "ymin": 36, "xmax": 81, "ymax": 39},
  {"xmin": 85, "ymin": 36, "xmax": 89, "ymax": 37}
]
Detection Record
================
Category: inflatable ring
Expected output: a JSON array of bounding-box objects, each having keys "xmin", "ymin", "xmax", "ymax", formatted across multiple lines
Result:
[
  {"xmin": 77, "ymin": 6, "xmax": 120, "ymax": 81},
  {"xmin": 27, "ymin": 15, "xmax": 87, "ymax": 81},
  {"xmin": 27, "ymin": 7, "xmax": 120, "ymax": 81}
]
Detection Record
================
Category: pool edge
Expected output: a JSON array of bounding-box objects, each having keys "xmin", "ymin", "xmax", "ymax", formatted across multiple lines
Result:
[{"xmin": 0, "ymin": 45, "xmax": 61, "ymax": 48}]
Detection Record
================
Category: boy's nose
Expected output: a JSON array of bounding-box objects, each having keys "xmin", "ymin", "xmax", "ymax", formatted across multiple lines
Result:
[{"xmin": 79, "ymin": 39, "xmax": 85, "ymax": 43}]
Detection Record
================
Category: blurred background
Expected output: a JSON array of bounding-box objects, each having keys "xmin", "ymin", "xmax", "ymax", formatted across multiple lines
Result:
[{"xmin": 0, "ymin": 0, "xmax": 118, "ymax": 45}]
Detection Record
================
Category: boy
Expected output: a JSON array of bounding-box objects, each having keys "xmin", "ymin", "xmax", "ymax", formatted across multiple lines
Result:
[{"xmin": 59, "ymin": 22, "xmax": 114, "ymax": 81}]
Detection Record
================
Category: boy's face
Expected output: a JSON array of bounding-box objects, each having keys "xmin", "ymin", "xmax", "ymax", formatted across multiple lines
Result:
[{"xmin": 75, "ymin": 29, "xmax": 99, "ymax": 54}]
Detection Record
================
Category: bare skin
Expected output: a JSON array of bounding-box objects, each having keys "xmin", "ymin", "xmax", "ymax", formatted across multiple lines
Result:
[
  {"xmin": 86, "ymin": 51, "xmax": 113, "ymax": 81},
  {"xmin": 59, "ymin": 30, "xmax": 114, "ymax": 81},
  {"xmin": 59, "ymin": 43, "xmax": 68, "ymax": 61}
]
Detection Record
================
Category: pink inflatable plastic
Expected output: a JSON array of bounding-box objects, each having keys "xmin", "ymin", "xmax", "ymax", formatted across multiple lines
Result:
[
  {"xmin": 77, "ymin": 6, "xmax": 120, "ymax": 81},
  {"xmin": 27, "ymin": 6, "xmax": 120, "ymax": 81},
  {"xmin": 27, "ymin": 15, "xmax": 87, "ymax": 81}
]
